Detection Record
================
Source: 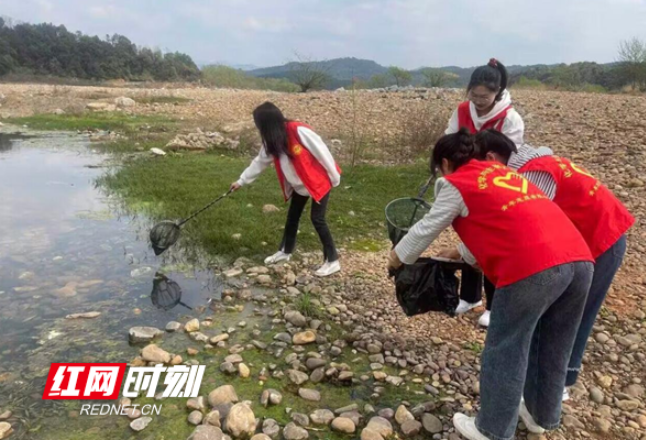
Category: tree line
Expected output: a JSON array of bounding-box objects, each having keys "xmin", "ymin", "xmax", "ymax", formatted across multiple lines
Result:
[{"xmin": 0, "ymin": 17, "xmax": 200, "ymax": 81}]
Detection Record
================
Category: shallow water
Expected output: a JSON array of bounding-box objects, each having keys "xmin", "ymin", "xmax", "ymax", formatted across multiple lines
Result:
[{"xmin": 0, "ymin": 132, "xmax": 225, "ymax": 438}]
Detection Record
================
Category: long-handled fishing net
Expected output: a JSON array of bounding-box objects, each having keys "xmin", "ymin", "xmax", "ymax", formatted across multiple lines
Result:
[
  {"xmin": 149, "ymin": 189, "xmax": 232, "ymax": 255},
  {"xmin": 385, "ymin": 176, "xmax": 435, "ymax": 246}
]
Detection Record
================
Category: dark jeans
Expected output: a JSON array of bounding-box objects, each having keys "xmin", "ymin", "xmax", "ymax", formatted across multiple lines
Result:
[
  {"xmin": 566, "ymin": 235, "xmax": 627, "ymax": 386},
  {"xmin": 476, "ymin": 262, "xmax": 593, "ymax": 440},
  {"xmin": 280, "ymin": 192, "xmax": 338, "ymax": 262},
  {"xmin": 461, "ymin": 266, "xmax": 496, "ymax": 311}
]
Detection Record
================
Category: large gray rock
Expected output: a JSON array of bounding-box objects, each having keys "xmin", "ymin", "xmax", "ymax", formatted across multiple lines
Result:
[
  {"xmin": 115, "ymin": 96, "xmax": 136, "ymax": 108},
  {"xmin": 283, "ymin": 422, "xmax": 308, "ymax": 440},
  {"xmin": 422, "ymin": 414, "xmax": 442, "ymax": 434},
  {"xmin": 120, "ymin": 324, "xmax": 150, "ymax": 343},
  {"xmin": 188, "ymin": 426, "xmax": 225, "ymax": 440},
  {"xmin": 225, "ymin": 403, "xmax": 256, "ymax": 438}
]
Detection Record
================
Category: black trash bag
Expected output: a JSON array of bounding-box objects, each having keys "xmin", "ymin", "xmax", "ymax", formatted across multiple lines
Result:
[{"xmin": 389, "ymin": 258, "xmax": 460, "ymax": 317}]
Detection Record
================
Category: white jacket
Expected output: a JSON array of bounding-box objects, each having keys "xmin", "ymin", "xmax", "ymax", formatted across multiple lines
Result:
[
  {"xmin": 237, "ymin": 126, "xmax": 341, "ymax": 198},
  {"xmin": 445, "ymin": 90, "xmax": 525, "ymax": 146}
]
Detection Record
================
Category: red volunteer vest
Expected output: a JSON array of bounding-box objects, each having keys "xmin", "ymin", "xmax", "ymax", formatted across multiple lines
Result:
[
  {"xmin": 273, "ymin": 121, "xmax": 341, "ymax": 203},
  {"xmin": 445, "ymin": 160, "xmax": 592, "ymax": 288},
  {"xmin": 519, "ymin": 156, "xmax": 634, "ymax": 259},
  {"xmin": 457, "ymin": 101, "xmax": 511, "ymax": 133}
]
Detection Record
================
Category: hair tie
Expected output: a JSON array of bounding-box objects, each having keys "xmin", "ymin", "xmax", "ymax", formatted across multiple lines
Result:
[{"xmin": 488, "ymin": 58, "xmax": 498, "ymax": 68}]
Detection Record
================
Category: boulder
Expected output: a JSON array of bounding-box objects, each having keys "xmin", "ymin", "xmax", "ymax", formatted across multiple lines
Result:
[{"xmin": 225, "ymin": 403, "xmax": 256, "ymax": 438}]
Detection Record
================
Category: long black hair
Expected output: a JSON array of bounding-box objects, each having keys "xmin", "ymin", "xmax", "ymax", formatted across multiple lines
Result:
[
  {"xmin": 474, "ymin": 129, "xmax": 517, "ymax": 161},
  {"xmin": 253, "ymin": 102, "xmax": 290, "ymax": 158},
  {"xmin": 431, "ymin": 128, "xmax": 479, "ymax": 176},
  {"xmin": 467, "ymin": 58, "xmax": 508, "ymax": 102}
]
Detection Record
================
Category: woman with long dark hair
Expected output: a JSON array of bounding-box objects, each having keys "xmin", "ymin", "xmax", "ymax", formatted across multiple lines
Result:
[
  {"xmin": 442, "ymin": 58, "xmax": 525, "ymax": 326},
  {"xmin": 230, "ymin": 102, "xmax": 341, "ymax": 277}
]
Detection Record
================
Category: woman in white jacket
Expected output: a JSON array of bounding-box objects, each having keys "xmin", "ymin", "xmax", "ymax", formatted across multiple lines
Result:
[
  {"xmin": 444, "ymin": 58, "xmax": 525, "ymax": 327},
  {"xmin": 230, "ymin": 102, "xmax": 341, "ymax": 277}
]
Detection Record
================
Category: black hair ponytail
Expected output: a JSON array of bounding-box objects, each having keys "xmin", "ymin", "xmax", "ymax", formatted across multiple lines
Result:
[
  {"xmin": 431, "ymin": 128, "xmax": 479, "ymax": 176},
  {"xmin": 467, "ymin": 58, "xmax": 508, "ymax": 102}
]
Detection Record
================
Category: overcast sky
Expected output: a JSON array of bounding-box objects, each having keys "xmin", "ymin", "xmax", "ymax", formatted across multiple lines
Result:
[{"xmin": 1, "ymin": 0, "xmax": 645, "ymax": 69}]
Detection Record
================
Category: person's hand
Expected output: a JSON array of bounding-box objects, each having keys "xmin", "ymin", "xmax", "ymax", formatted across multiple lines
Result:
[
  {"xmin": 387, "ymin": 249, "xmax": 403, "ymax": 271},
  {"xmin": 230, "ymin": 182, "xmax": 242, "ymax": 192},
  {"xmin": 437, "ymin": 247, "xmax": 461, "ymax": 260}
]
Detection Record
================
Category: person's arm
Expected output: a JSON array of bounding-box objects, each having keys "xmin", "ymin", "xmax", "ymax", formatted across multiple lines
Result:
[
  {"xmin": 236, "ymin": 146, "xmax": 273, "ymax": 186},
  {"xmin": 393, "ymin": 178, "xmax": 467, "ymax": 265},
  {"xmin": 297, "ymin": 127, "xmax": 341, "ymax": 187},
  {"xmin": 445, "ymin": 109, "xmax": 459, "ymax": 135},
  {"xmin": 522, "ymin": 171, "xmax": 557, "ymax": 200},
  {"xmin": 501, "ymin": 110, "xmax": 525, "ymax": 145}
]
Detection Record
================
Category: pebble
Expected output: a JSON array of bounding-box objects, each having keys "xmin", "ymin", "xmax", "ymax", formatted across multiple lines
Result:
[
  {"xmin": 293, "ymin": 331, "xmax": 317, "ymax": 345},
  {"xmin": 166, "ymin": 321, "xmax": 182, "ymax": 332},
  {"xmin": 422, "ymin": 413, "xmax": 443, "ymax": 434},
  {"xmin": 366, "ymin": 416, "xmax": 393, "ymax": 437},
  {"xmin": 298, "ymin": 388, "xmax": 321, "ymax": 402},
  {"xmin": 287, "ymin": 369, "xmax": 309, "ymax": 385},
  {"xmin": 263, "ymin": 419, "xmax": 281, "ymax": 439},
  {"xmin": 130, "ymin": 416, "xmax": 152, "ymax": 432},
  {"xmin": 291, "ymin": 413, "xmax": 310, "ymax": 427},
  {"xmin": 129, "ymin": 326, "xmax": 164, "ymax": 342},
  {"xmin": 589, "ymin": 387, "xmax": 605, "ymax": 403},
  {"xmin": 400, "ymin": 420, "xmax": 422, "ymax": 436},
  {"xmin": 188, "ymin": 410, "xmax": 204, "ymax": 425},
  {"xmin": 188, "ymin": 425, "xmax": 225, "ymax": 440},
  {"xmin": 395, "ymin": 405, "xmax": 414, "ymax": 425},
  {"xmin": 0, "ymin": 423, "xmax": 13, "ymax": 439},
  {"xmin": 310, "ymin": 409, "xmax": 335, "ymax": 425},
  {"xmin": 283, "ymin": 422, "xmax": 309, "ymax": 440},
  {"xmin": 331, "ymin": 417, "xmax": 356, "ymax": 434},
  {"xmin": 225, "ymin": 403, "xmax": 256, "ymax": 438}
]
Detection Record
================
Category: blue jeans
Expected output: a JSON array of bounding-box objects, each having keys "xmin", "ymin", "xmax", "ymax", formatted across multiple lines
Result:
[
  {"xmin": 566, "ymin": 235, "xmax": 627, "ymax": 386},
  {"xmin": 475, "ymin": 262, "xmax": 593, "ymax": 440}
]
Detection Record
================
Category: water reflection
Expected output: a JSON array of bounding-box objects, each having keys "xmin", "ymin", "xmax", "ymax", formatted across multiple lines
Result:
[{"xmin": 151, "ymin": 272, "xmax": 192, "ymax": 311}]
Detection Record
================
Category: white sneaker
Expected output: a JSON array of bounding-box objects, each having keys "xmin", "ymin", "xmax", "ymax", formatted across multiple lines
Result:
[
  {"xmin": 455, "ymin": 299, "xmax": 483, "ymax": 315},
  {"xmin": 519, "ymin": 400, "xmax": 545, "ymax": 434},
  {"xmin": 478, "ymin": 310, "xmax": 491, "ymax": 327},
  {"xmin": 264, "ymin": 251, "xmax": 291, "ymax": 265},
  {"xmin": 453, "ymin": 413, "xmax": 491, "ymax": 440},
  {"xmin": 562, "ymin": 388, "xmax": 570, "ymax": 402},
  {"xmin": 315, "ymin": 260, "xmax": 341, "ymax": 277}
]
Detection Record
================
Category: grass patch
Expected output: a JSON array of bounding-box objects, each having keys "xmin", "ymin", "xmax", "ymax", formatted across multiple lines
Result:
[
  {"xmin": 6, "ymin": 112, "xmax": 177, "ymax": 133},
  {"xmin": 294, "ymin": 292, "xmax": 322, "ymax": 318},
  {"xmin": 99, "ymin": 154, "xmax": 430, "ymax": 260}
]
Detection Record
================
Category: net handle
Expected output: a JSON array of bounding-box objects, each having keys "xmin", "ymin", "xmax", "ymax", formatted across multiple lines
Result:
[{"xmin": 177, "ymin": 189, "xmax": 233, "ymax": 227}]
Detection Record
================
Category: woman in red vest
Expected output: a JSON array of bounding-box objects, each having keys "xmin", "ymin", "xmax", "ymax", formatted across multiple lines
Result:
[
  {"xmin": 387, "ymin": 129, "xmax": 593, "ymax": 440},
  {"xmin": 445, "ymin": 59, "xmax": 525, "ymax": 326},
  {"xmin": 474, "ymin": 129, "xmax": 634, "ymax": 398},
  {"xmin": 230, "ymin": 102, "xmax": 341, "ymax": 277}
]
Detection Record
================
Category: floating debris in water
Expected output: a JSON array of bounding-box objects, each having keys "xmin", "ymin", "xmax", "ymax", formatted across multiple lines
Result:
[
  {"xmin": 46, "ymin": 330, "xmax": 63, "ymax": 340},
  {"xmin": 131, "ymin": 267, "xmax": 153, "ymax": 278}
]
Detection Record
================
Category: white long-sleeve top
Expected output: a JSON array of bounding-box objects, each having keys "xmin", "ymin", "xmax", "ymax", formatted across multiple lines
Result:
[
  {"xmin": 237, "ymin": 126, "xmax": 341, "ymax": 198},
  {"xmin": 395, "ymin": 146, "xmax": 556, "ymax": 267},
  {"xmin": 445, "ymin": 90, "xmax": 525, "ymax": 146}
]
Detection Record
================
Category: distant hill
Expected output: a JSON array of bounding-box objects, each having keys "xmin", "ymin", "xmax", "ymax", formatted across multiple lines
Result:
[
  {"xmin": 249, "ymin": 57, "xmax": 389, "ymax": 89},
  {"xmin": 247, "ymin": 57, "xmax": 611, "ymax": 90}
]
